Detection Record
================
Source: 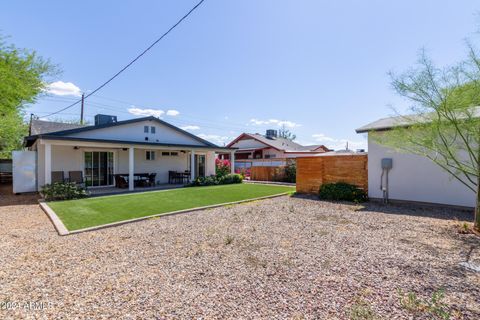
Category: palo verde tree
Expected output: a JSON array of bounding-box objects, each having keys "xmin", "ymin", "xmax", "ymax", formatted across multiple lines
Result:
[
  {"xmin": 372, "ymin": 44, "xmax": 480, "ymax": 231},
  {"xmin": 278, "ymin": 124, "xmax": 296, "ymax": 141},
  {"xmin": 0, "ymin": 35, "xmax": 56, "ymax": 158}
]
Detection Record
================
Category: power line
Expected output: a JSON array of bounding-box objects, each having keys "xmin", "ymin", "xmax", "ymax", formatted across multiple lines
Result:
[{"xmin": 42, "ymin": 0, "xmax": 206, "ymax": 118}]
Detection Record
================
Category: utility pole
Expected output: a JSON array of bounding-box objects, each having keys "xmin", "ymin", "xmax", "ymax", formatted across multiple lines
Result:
[
  {"xmin": 80, "ymin": 93, "xmax": 85, "ymax": 124},
  {"xmin": 29, "ymin": 113, "xmax": 34, "ymax": 136}
]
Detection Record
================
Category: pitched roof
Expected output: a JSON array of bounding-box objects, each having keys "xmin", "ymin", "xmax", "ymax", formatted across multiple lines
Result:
[
  {"xmin": 26, "ymin": 116, "xmax": 221, "ymax": 148},
  {"xmin": 25, "ymin": 135, "xmax": 233, "ymax": 150},
  {"xmin": 356, "ymin": 106, "xmax": 480, "ymax": 133},
  {"xmin": 227, "ymin": 133, "xmax": 329, "ymax": 152},
  {"xmin": 30, "ymin": 119, "xmax": 86, "ymax": 135},
  {"xmin": 301, "ymin": 145, "xmax": 331, "ymax": 152}
]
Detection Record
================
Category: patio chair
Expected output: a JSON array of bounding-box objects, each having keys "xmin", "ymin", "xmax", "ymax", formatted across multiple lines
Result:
[
  {"xmin": 184, "ymin": 170, "xmax": 191, "ymax": 184},
  {"xmin": 68, "ymin": 171, "xmax": 86, "ymax": 188},
  {"xmin": 114, "ymin": 175, "xmax": 129, "ymax": 189},
  {"xmin": 168, "ymin": 171, "xmax": 175, "ymax": 184},
  {"xmin": 148, "ymin": 173, "xmax": 156, "ymax": 187},
  {"xmin": 51, "ymin": 171, "xmax": 65, "ymax": 184}
]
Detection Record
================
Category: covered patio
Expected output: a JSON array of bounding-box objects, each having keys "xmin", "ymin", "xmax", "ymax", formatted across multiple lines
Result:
[{"xmin": 35, "ymin": 138, "xmax": 235, "ymax": 192}]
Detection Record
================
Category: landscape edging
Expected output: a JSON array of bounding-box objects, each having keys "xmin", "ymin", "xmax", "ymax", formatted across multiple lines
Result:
[{"xmin": 40, "ymin": 192, "xmax": 292, "ymax": 236}]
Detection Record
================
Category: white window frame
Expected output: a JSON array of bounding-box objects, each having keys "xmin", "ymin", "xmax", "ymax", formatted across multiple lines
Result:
[
  {"xmin": 150, "ymin": 126, "xmax": 156, "ymax": 134},
  {"xmin": 146, "ymin": 150, "xmax": 156, "ymax": 161},
  {"xmin": 144, "ymin": 126, "xmax": 149, "ymax": 133}
]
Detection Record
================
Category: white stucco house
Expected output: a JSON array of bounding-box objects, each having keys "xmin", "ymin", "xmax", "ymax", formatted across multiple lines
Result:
[
  {"xmin": 22, "ymin": 114, "xmax": 235, "ymax": 192},
  {"xmin": 356, "ymin": 115, "xmax": 475, "ymax": 208}
]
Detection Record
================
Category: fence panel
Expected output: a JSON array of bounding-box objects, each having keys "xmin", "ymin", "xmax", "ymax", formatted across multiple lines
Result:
[
  {"xmin": 250, "ymin": 166, "xmax": 286, "ymax": 182},
  {"xmin": 296, "ymin": 155, "xmax": 368, "ymax": 194}
]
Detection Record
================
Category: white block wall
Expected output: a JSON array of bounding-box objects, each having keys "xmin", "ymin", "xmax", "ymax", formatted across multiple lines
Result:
[{"xmin": 368, "ymin": 136, "xmax": 475, "ymax": 208}]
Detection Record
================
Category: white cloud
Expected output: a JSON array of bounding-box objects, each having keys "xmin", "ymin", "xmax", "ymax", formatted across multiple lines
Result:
[
  {"xmin": 181, "ymin": 125, "xmax": 200, "ymax": 131},
  {"xmin": 311, "ymin": 133, "xmax": 337, "ymax": 142},
  {"xmin": 46, "ymin": 81, "xmax": 82, "ymax": 97},
  {"xmin": 311, "ymin": 133, "xmax": 367, "ymax": 151},
  {"xmin": 166, "ymin": 109, "xmax": 180, "ymax": 116},
  {"xmin": 128, "ymin": 107, "xmax": 164, "ymax": 118},
  {"xmin": 249, "ymin": 118, "xmax": 301, "ymax": 128},
  {"xmin": 197, "ymin": 133, "xmax": 232, "ymax": 146}
]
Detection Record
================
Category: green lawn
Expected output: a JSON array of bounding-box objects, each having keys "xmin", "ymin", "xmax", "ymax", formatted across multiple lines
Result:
[{"xmin": 48, "ymin": 184, "xmax": 295, "ymax": 231}]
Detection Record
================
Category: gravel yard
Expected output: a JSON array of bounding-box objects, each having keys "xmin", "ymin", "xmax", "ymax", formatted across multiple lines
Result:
[{"xmin": 1, "ymin": 184, "xmax": 479, "ymax": 319}]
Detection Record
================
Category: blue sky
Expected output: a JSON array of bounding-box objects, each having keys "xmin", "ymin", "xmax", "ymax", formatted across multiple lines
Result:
[{"xmin": 2, "ymin": 1, "xmax": 479, "ymax": 149}]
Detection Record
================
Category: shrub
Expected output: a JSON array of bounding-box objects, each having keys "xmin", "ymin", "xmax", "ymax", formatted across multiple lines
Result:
[
  {"xmin": 190, "ymin": 174, "xmax": 243, "ymax": 187},
  {"xmin": 284, "ymin": 160, "xmax": 296, "ymax": 183},
  {"xmin": 235, "ymin": 167, "xmax": 250, "ymax": 179},
  {"xmin": 42, "ymin": 182, "xmax": 88, "ymax": 201},
  {"xmin": 190, "ymin": 175, "xmax": 220, "ymax": 187},
  {"xmin": 398, "ymin": 289, "xmax": 451, "ymax": 320},
  {"xmin": 219, "ymin": 173, "xmax": 243, "ymax": 184},
  {"xmin": 215, "ymin": 158, "xmax": 231, "ymax": 177},
  {"xmin": 319, "ymin": 182, "xmax": 368, "ymax": 203}
]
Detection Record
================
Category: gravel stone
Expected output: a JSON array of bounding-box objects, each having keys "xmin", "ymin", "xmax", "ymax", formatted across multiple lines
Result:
[{"xmin": 0, "ymin": 185, "xmax": 479, "ymax": 319}]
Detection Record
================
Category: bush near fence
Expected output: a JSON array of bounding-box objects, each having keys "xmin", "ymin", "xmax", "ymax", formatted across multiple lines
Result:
[{"xmin": 296, "ymin": 155, "xmax": 368, "ymax": 194}]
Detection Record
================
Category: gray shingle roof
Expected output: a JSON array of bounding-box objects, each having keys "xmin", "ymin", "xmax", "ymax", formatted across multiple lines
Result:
[
  {"xmin": 356, "ymin": 106, "xmax": 480, "ymax": 133},
  {"xmin": 244, "ymin": 134, "xmax": 327, "ymax": 152},
  {"xmin": 27, "ymin": 116, "xmax": 223, "ymax": 148},
  {"xmin": 355, "ymin": 115, "xmax": 415, "ymax": 133},
  {"xmin": 30, "ymin": 120, "xmax": 85, "ymax": 135}
]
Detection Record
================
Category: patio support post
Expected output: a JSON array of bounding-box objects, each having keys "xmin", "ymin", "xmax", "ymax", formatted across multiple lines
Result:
[
  {"xmin": 190, "ymin": 150, "xmax": 195, "ymax": 181},
  {"xmin": 230, "ymin": 150, "xmax": 235, "ymax": 174},
  {"xmin": 129, "ymin": 146, "xmax": 134, "ymax": 190},
  {"xmin": 45, "ymin": 142, "xmax": 52, "ymax": 185}
]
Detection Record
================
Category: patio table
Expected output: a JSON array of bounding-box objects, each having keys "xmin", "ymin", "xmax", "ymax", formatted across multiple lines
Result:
[{"xmin": 116, "ymin": 173, "xmax": 152, "ymax": 187}]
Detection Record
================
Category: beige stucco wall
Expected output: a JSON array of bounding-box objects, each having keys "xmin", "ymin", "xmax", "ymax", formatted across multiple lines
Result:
[
  {"xmin": 205, "ymin": 151, "xmax": 216, "ymax": 176},
  {"xmin": 36, "ymin": 143, "xmax": 216, "ymax": 189}
]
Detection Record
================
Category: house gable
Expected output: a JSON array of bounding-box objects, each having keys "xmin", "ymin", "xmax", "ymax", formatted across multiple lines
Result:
[
  {"xmin": 231, "ymin": 137, "xmax": 270, "ymax": 150},
  {"xmin": 34, "ymin": 117, "xmax": 215, "ymax": 147}
]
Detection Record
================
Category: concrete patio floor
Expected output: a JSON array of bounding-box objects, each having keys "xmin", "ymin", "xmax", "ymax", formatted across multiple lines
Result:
[{"xmin": 86, "ymin": 183, "xmax": 185, "ymax": 197}]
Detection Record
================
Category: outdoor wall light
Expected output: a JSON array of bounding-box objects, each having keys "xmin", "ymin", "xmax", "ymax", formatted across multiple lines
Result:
[{"xmin": 73, "ymin": 146, "xmax": 79, "ymax": 150}]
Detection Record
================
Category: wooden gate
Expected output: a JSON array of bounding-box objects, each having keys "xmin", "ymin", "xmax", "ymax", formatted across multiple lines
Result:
[{"xmin": 296, "ymin": 155, "xmax": 368, "ymax": 194}]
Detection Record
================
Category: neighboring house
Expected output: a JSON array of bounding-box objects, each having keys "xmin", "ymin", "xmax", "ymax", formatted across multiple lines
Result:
[
  {"xmin": 220, "ymin": 129, "xmax": 331, "ymax": 161},
  {"xmin": 22, "ymin": 114, "xmax": 234, "ymax": 191},
  {"xmin": 356, "ymin": 115, "xmax": 475, "ymax": 208}
]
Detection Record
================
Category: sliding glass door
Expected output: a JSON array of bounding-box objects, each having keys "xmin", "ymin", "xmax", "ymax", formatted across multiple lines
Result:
[
  {"xmin": 195, "ymin": 155, "xmax": 206, "ymax": 178},
  {"xmin": 84, "ymin": 151, "xmax": 114, "ymax": 187}
]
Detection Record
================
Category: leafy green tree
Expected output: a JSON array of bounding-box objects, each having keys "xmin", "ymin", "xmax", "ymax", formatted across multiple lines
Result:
[
  {"xmin": 372, "ymin": 44, "xmax": 480, "ymax": 231},
  {"xmin": 0, "ymin": 36, "xmax": 56, "ymax": 158},
  {"xmin": 279, "ymin": 125, "xmax": 296, "ymax": 141}
]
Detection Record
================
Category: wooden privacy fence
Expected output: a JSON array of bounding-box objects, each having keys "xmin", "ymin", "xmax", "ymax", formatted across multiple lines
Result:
[
  {"xmin": 296, "ymin": 155, "xmax": 368, "ymax": 194},
  {"xmin": 250, "ymin": 166, "xmax": 286, "ymax": 181}
]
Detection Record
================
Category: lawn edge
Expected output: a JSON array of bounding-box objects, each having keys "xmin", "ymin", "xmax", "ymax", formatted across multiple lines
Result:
[
  {"xmin": 49, "ymin": 192, "xmax": 293, "ymax": 236},
  {"xmin": 66, "ymin": 182, "xmax": 291, "ymax": 201},
  {"xmin": 38, "ymin": 200, "xmax": 70, "ymax": 236}
]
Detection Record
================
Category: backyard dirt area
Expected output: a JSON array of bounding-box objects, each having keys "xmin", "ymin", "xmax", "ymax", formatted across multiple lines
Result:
[{"xmin": 0, "ymin": 184, "xmax": 479, "ymax": 319}]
